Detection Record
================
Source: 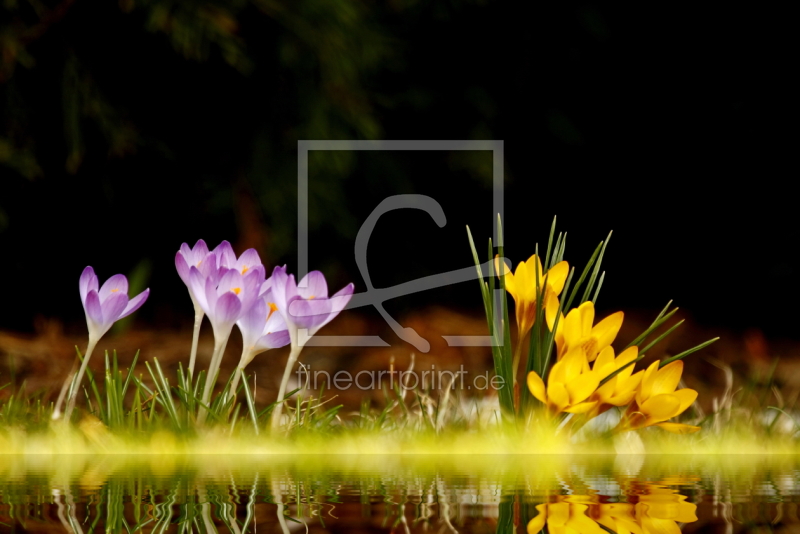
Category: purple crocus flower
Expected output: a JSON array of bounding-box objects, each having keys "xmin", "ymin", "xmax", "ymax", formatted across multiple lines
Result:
[
  {"xmin": 175, "ymin": 239, "xmax": 226, "ymax": 377},
  {"xmin": 214, "ymin": 240, "xmax": 263, "ymax": 276},
  {"xmin": 79, "ymin": 266, "xmax": 150, "ymax": 342},
  {"xmin": 227, "ymin": 290, "xmax": 291, "ymax": 403},
  {"xmin": 238, "ymin": 290, "xmax": 291, "ymax": 362},
  {"xmin": 268, "ymin": 265, "xmax": 353, "ymax": 430},
  {"xmin": 188, "ymin": 265, "xmax": 264, "ymax": 340},
  {"xmin": 56, "ymin": 266, "xmax": 149, "ymax": 420},
  {"xmin": 175, "ymin": 240, "xmax": 224, "ymax": 298},
  {"xmin": 270, "ymin": 265, "xmax": 354, "ymax": 345},
  {"xmin": 189, "ymin": 260, "xmax": 266, "ymax": 422}
]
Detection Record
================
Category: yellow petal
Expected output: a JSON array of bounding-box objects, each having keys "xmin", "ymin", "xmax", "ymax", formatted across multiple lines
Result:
[
  {"xmin": 578, "ymin": 301, "xmax": 595, "ymax": 334},
  {"xmin": 614, "ymin": 346, "xmax": 639, "ymax": 382},
  {"xmin": 527, "ymin": 505, "xmax": 548, "ymax": 533},
  {"xmin": 619, "ymin": 371, "xmax": 644, "ymax": 396},
  {"xmin": 515, "ymin": 299, "xmax": 536, "ymax": 338},
  {"xmin": 494, "ymin": 254, "xmax": 511, "ymax": 276},
  {"xmin": 566, "ymin": 372, "xmax": 600, "ymax": 405},
  {"xmin": 515, "ymin": 260, "xmax": 537, "ymax": 302},
  {"xmin": 606, "ymin": 390, "xmax": 637, "ymax": 407},
  {"xmin": 641, "ymin": 394, "xmax": 681, "ymax": 422},
  {"xmin": 546, "ymin": 260, "xmax": 569, "ymax": 295},
  {"xmin": 548, "ymin": 382, "xmax": 570, "ymax": 412},
  {"xmin": 527, "ymin": 371, "xmax": 547, "ymax": 404},
  {"xmin": 561, "ymin": 346, "xmax": 587, "ymax": 381},
  {"xmin": 592, "ymin": 311, "xmax": 624, "ymax": 351},
  {"xmin": 549, "ymin": 359, "xmax": 566, "ymax": 383},
  {"xmin": 656, "ymin": 422, "xmax": 701, "ymax": 434},
  {"xmin": 566, "ymin": 510, "xmax": 606, "ymax": 534},
  {"xmin": 562, "ymin": 306, "xmax": 584, "ymax": 348},
  {"xmin": 594, "ymin": 346, "xmax": 615, "ymax": 373},
  {"xmin": 638, "ymin": 361, "xmax": 660, "ymax": 403},
  {"xmin": 547, "ymin": 502, "xmax": 571, "ymax": 527},
  {"xmin": 595, "ymin": 380, "xmax": 616, "ymax": 403},
  {"xmin": 544, "ymin": 291, "xmax": 560, "ymax": 331},
  {"xmin": 641, "ymin": 517, "xmax": 682, "ymax": 534},
  {"xmin": 565, "ymin": 400, "xmax": 598, "ymax": 414},
  {"xmin": 495, "ymin": 255, "xmax": 515, "ymax": 294},
  {"xmin": 672, "ymin": 388, "xmax": 698, "ymax": 414},
  {"xmin": 651, "ymin": 361, "xmax": 683, "ymax": 396}
]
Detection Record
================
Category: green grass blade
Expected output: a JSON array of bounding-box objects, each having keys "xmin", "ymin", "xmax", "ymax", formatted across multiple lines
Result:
[
  {"xmin": 563, "ymin": 240, "xmax": 603, "ymax": 311},
  {"xmin": 639, "ymin": 319, "xmax": 685, "ymax": 355},
  {"xmin": 625, "ymin": 302, "xmax": 679, "ymax": 349},
  {"xmin": 580, "ymin": 231, "xmax": 611, "ymax": 304},
  {"xmin": 241, "ymin": 372, "xmax": 260, "ymax": 435},
  {"xmin": 257, "ymin": 388, "xmax": 302, "ymax": 419},
  {"xmin": 122, "ymin": 350, "xmax": 140, "ymax": 398},
  {"xmin": 544, "ymin": 216, "xmax": 557, "ymax": 269},
  {"xmin": 660, "ymin": 337, "xmax": 720, "ymax": 367}
]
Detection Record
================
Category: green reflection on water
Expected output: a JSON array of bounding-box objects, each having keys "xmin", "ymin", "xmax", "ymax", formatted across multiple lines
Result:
[{"xmin": 1, "ymin": 455, "xmax": 799, "ymax": 533}]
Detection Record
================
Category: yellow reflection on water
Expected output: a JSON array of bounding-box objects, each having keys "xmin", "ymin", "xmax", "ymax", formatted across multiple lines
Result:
[{"xmin": 1, "ymin": 455, "xmax": 800, "ymax": 532}]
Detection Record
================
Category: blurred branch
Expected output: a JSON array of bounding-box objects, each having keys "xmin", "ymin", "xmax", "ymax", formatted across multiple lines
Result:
[{"xmin": 1, "ymin": 0, "xmax": 77, "ymax": 82}]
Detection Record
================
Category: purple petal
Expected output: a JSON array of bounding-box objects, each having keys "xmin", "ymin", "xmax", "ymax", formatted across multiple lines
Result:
[
  {"xmin": 119, "ymin": 288, "xmax": 149, "ymax": 319},
  {"xmin": 269, "ymin": 265, "xmax": 289, "ymax": 310},
  {"xmin": 213, "ymin": 240, "xmax": 236, "ymax": 268},
  {"xmin": 102, "ymin": 292, "xmax": 129, "ymax": 324},
  {"xmin": 329, "ymin": 283, "xmax": 355, "ymax": 315},
  {"xmin": 99, "ymin": 274, "xmax": 129, "ymax": 302},
  {"xmin": 287, "ymin": 297, "xmax": 332, "ymax": 330},
  {"xmin": 265, "ymin": 308, "xmax": 288, "ymax": 333},
  {"xmin": 203, "ymin": 275, "xmax": 218, "ymax": 317},
  {"xmin": 189, "ymin": 267, "xmax": 211, "ymax": 313},
  {"xmin": 236, "ymin": 248, "xmax": 263, "ymax": 273},
  {"xmin": 79, "ymin": 266, "xmax": 98, "ymax": 302},
  {"xmin": 217, "ymin": 269, "xmax": 243, "ymax": 294},
  {"xmin": 237, "ymin": 298, "xmax": 267, "ymax": 348},
  {"xmin": 238, "ymin": 267, "xmax": 265, "ymax": 310},
  {"xmin": 179, "ymin": 242, "xmax": 193, "ymax": 258},
  {"xmin": 191, "ymin": 239, "xmax": 209, "ymax": 258},
  {"xmin": 197, "ymin": 251, "xmax": 218, "ymax": 280},
  {"xmin": 215, "ymin": 291, "xmax": 243, "ymax": 327},
  {"xmin": 256, "ymin": 330, "xmax": 291, "ymax": 350},
  {"xmin": 175, "ymin": 252, "xmax": 191, "ymax": 286},
  {"xmin": 259, "ymin": 277, "xmax": 273, "ymax": 297},
  {"xmin": 298, "ymin": 271, "xmax": 328, "ymax": 299},
  {"xmin": 84, "ymin": 290, "xmax": 105, "ymax": 326}
]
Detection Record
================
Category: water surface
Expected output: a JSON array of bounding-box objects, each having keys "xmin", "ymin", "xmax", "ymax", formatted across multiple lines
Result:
[{"xmin": 1, "ymin": 455, "xmax": 797, "ymax": 532}]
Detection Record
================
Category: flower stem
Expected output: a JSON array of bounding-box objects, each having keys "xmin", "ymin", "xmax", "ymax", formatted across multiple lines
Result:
[
  {"xmin": 197, "ymin": 333, "xmax": 230, "ymax": 425},
  {"xmin": 62, "ymin": 338, "xmax": 98, "ymax": 421},
  {"xmin": 271, "ymin": 344, "xmax": 303, "ymax": 432},
  {"xmin": 226, "ymin": 347, "xmax": 249, "ymax": 406},
  {"xmin": 51, "ymin": 358, "xmax": 78, "ymax": 420},
  {"xmin": 187, "ymin": 302, "xmax": 204, "ymax": 380}
]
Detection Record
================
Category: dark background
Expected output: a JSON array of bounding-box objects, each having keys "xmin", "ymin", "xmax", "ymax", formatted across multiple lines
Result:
[{"xmin": 0, "ymin": 1, "xmax": 795, "ymax": 340}]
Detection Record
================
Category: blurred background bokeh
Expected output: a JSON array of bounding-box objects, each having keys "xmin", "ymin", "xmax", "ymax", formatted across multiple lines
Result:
[{"xmin": 0, "ymin": 1, "xmax": 795, "ymax": 405}]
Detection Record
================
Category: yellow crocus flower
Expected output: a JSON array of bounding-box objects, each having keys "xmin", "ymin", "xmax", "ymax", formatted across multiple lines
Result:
[
  {"xmin": 527, "ymin": 501, "xmax": 607, "ymax": 534},
  {"xmin": 547, "ymin": 301, "xmax": 624, "ymax": 362},
  {"xmin": 527, "ymin": 345, "xmax": 600, "ymax": 416},
  {"xmin": 614, "ymin": 360, "xmax": 700, "ymax": 434},
  {"xmin": 498, "ymin": 254, "xmax": 569, "ymax": 339},
  {"xmin": 592, "ymin": 494, "xmax": 697, "ymax": 534},
  {"xmin": 528, "ymin": 490, "xmax": 697, "ymax": 534},
  {"xmin": 591, "ymin": 346, "xmax": 644, "ymax": 410}
]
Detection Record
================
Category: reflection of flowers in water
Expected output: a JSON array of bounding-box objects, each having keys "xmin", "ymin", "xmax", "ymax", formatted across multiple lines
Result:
[{"xmin": 527, "ymin": 488, "xmax": 697, "ymax": 534}]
